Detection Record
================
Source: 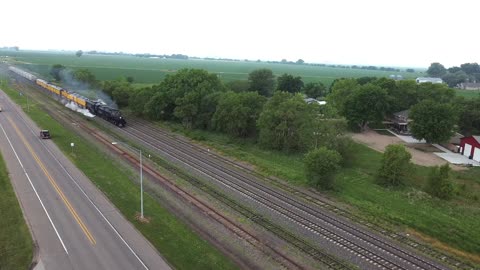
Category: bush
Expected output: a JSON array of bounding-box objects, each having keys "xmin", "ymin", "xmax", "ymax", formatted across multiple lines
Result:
[
  {"xmin": 304, "ymin": 147, "xmax": 342, "ymax": 189},
  {"xmin": 328, "ymin": 136, "xmax": 354, "ymax": 165},
  {"xmin": 425, "ymin": 164, "xmax": 454, "ymax": 200},
  {"xmin": 377, "ymin": 144, "xmax": 412, "ymax": 187}
]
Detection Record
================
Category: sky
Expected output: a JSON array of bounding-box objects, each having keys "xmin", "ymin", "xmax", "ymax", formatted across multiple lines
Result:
[{"xmin": 1, "ymin": 0, "xmax": 478, "ymax": 68}]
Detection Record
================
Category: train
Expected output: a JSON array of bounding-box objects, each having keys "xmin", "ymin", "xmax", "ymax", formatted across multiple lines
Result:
[{"xmin": 8, "ymin": 66, "xmax": 126, "ymax": 127}]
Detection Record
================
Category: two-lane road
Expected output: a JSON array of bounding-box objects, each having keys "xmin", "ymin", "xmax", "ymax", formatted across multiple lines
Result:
[{"xmin": 0, "ymin": 90, "xmax": 171, "ymax": 270}]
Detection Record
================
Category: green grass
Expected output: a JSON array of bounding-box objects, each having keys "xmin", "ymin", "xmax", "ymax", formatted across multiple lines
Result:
[
  {"xmin": 0, "ymin": 149, "xmax": 33, "ymax": 269},
  {"xmin": 0, "ymin": 79, "xmax": 238, "ymax": 270},
  {"xmin": 2, "ymin": 50, "xmax": 423, "ymax": 86},
  {"xmin": 166, "ymin": 124, "xmax": 480, "ymax": 257},
  {"xmin": 339, "ymin": 144, "xmax": 480, "ymax": 253},
  {"xmin": 455, "ymin": 89, "xmax": 480, "ymax": 99}
]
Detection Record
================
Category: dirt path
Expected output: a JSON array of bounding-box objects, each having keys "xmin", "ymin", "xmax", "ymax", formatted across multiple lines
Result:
[{"xmin": 351, "ymin": 130, "xmax": 449, "ymax": 167}]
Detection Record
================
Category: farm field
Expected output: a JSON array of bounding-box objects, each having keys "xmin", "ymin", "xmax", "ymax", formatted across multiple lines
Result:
[{"xmin": 1, "ymin": 50, "xmax": 424, "ymax": 86}]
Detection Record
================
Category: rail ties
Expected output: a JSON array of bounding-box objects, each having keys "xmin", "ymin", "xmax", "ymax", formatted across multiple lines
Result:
[{"xmin": 126, "ymin": 119, "xmax": 473, "ymax": 270}]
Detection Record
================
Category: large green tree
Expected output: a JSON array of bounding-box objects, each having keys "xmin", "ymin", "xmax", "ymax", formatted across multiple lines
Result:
[
  {"xmin": 426, "ymin": 62, "xmax": 447, "ymax": 77},
  {"xmin": 386, "ymin": 80, "xmax": 418, "ymax": 113},
  {"xmin": 442, "ymin": 70, "xmax": 468, "ymax": 87},
  {"xmin": 343, "ymin": 84, "xmax": 389, "ymax": 131},
  {"xmin": 416, "ymin": 82, "xmax": 454, "ymax": 103},
  {"xmin": 276, "ymin": 73, "xmax": 304, "ymax": 93},
  {"xmin": 460, "ymin": 62, "xmax": 480, "ymax": 81},
  {"xmin": 196, "ymin": 92, "xmax": 223, "ymax": 130},
  {"xmin": 146, "ymin": 69, "xmax": 225, "ymax": 128},
  {"xmin": 248, "ymin": 69, "xmax": 275, "ymax": 97},
  {"xmin": 327, "ymin": 78, "xmax": 359, "ymax": 116},
  {"xmin": 50, "ymin": 64, "xmax": 66, "ymax": 81},
  {"xmin": 257, "ymin": 92, "xmax": 316, "ymax": 152},
  {"xmin": 212, "ymin": 92, "xmax": 266, "ymax": 137},
  {"xmin": 303, "ymin": 82, "xmax": 327, "ymax": 99},
  {"xmin": 377, "ymin": 144, "xmax": 412, "ymax": 187},
  {"xmin": 129, "ymin": 87, "xmax": 156, "ymax": 116},
  {"xmin": 409, "ymin": 99, "xmax": 457, "ymax": 143},
  {"xmin": 72, "ymin": 68, "xmax": 98, "ymax": 88},
  {"xmin": 306, "ymin": 118, "xmax": 353, "ymax": 163},
  {"xmin": 456, "ymin": 97, "xmax": 480, "ymax": 136},
  {"xmin": 460, "ymin": 63, "xmax": 480, "ymax": 75},
  {"xmin": 226, "ymin": 80, "xmax": 250, "ymax": 93},
  {"xmin": 304, "ymin": 147, "xmax": 341, "ymax": 189},
  {"xmin": 144, "ymin": 88, "xmax": 175, "ymax": 120},
  {"xmin": 102, "ymin": 78, "xmax": 134, "ymax": 107}
]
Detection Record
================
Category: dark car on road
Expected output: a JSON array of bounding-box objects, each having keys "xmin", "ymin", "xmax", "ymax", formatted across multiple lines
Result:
[{"xmin": 40, "ymin": 130, "xmax": 51, "ymax": 139}]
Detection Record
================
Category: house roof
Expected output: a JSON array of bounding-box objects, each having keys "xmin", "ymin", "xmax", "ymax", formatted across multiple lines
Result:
[
  {"xmin": 450, "ymin": 133, "xmax": 463, "ymax": 144},
  {"xmin": 461, "ymin": 135, "xmax": 480, "ymax": 144},
  {"xmin": 393, "ymin": 110, "xmax": 409, "ymax": 118},
  {"xmin": 304, "ymin": 98, "xmax": 326, "ymax": 105},
  {"xmin": 416, "ymin": 77, "xmax": 443, "ymax": 83},
  {"xmin": 462, "ymin": 82, "xmax": 480, "ymax": 87}
]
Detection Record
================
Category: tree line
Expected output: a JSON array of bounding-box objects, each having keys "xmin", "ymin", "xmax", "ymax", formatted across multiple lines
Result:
[
  {"xmin": 427, "ymin": 62, "xmax": 480, "ymax": 87},
  {"xmin": 328, "ymin": 76, "xmax": 480, "ymax": 141}
]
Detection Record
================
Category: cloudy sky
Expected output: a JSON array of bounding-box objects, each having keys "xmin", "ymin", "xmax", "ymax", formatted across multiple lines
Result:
[{"xmin": 1, "ymin": 0, "xmax": 478, "ymax": 68}]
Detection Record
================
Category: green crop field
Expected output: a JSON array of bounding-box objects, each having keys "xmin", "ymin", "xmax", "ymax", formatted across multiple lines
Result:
[{"xmin": 1, "ymin": 50, "xmax": 424, "ymax": 87}]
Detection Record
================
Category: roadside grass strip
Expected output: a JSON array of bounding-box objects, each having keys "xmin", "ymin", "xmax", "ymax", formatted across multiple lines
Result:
[{"xmin": 0, "ymin": 151, "xmax": 33, "ymax": 270}]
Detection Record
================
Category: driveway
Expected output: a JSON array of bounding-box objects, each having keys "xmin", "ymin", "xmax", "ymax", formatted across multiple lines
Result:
[{"xmin": 351, "ymin": 130, "xmax": 448, "ymax": 167}]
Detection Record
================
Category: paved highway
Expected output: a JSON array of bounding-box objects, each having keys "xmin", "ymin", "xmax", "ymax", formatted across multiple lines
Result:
[{"xmin": 0, "ymin": 90, "xmax": 171, "ymax": 269}]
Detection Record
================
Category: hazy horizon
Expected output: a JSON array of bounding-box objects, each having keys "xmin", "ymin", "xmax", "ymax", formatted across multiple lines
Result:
[{"xmin": 1, "ymin": 0, "xmax": 478, "ymax": 68}]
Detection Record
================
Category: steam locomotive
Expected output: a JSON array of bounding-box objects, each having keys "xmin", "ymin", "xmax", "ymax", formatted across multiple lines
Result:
[{"xmin": 8, "ymin": 66, "xmax": 126, "ymax": 127}]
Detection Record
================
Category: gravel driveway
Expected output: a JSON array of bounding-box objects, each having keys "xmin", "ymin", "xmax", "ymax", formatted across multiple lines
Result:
[{"xmin": 351, "ymin": 130, "xmax": 449, "ymax": 167}]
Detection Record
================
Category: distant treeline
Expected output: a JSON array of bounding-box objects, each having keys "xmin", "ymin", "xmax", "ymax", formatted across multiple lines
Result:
[
  {"xmin": 86, "ymin": 50, "xmax": 189, "ymax": 60},
  {"xmin": 427, "ymin": 62, "xmax": 480, "ymax": 87}
]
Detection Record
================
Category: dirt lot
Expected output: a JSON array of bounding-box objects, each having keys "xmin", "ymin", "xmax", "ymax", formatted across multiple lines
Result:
[{"xmin": 351, "ymin": 129, "xmax": 449, "ymax": 167}]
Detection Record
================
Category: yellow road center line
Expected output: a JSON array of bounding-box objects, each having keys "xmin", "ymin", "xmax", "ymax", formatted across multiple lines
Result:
[{"xmin": 7, "ymin": 117, "xmax": 96, "ymax": 245}]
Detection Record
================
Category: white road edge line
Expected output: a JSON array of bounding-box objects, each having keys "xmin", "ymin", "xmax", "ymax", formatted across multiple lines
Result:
[
  {"xmin": 13, "ymin": 98, "xmax": 150, "ymax": 269},
  {"xmin": 0, "ymin": 122, "xmax": 69, "ymax": 254},
  {"xmin": 53, "ymin": 153, "xmax": 150, "ymax": 270}
]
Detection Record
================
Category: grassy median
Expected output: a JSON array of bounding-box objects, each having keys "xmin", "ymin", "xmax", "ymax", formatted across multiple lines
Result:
[{"xmin": 1, "ymin": 78, "xmax": 238, "ymax": 269}]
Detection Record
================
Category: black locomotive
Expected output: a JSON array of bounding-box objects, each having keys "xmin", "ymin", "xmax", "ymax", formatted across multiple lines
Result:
[{"xmin": 86, "ymin": 99, "xmax": 126, "ymax": 127}]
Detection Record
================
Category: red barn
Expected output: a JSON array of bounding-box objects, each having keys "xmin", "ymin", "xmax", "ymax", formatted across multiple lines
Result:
[{"xmin": 460, "ymin": 136, "xmax": 480, "ymax": 162}]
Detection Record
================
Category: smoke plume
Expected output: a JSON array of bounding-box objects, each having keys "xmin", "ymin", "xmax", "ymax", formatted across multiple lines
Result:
[{"xmin": 65, "ymin": 101, "xmax": 95, "ymax": 118}]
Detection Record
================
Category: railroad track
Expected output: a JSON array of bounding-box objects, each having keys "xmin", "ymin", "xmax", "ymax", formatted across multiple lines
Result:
[
  {"xmin": 57, "ymin": 110, "xmax": 354, "ymax": 270},
  {"xmin": 104, "ymin": 119, "xmax": 465, "ymax": 270},
  {"xmin": 127, "ymin": 120, "xmax": 474, "ymax": 270}
]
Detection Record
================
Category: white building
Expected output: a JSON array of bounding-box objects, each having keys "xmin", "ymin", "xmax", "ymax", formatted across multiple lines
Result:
[{"xmin": 415, "ymin": 77, "xmax": 443, "ymax": 84}]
